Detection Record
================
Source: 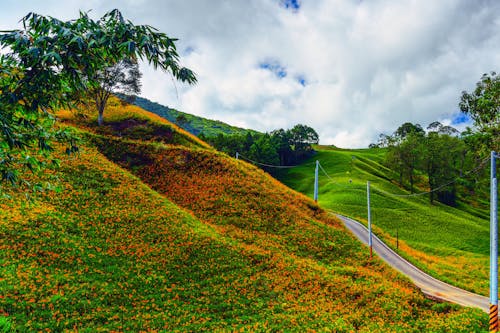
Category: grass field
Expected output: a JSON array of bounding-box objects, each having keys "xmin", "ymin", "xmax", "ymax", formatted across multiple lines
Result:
[
  {"xmin": 277, "ymin": 145, "xmax": 491, "ymax": 295},
  {"xmin": 0, "ymin": 104, "xmax": 488, "ymax": 331}
]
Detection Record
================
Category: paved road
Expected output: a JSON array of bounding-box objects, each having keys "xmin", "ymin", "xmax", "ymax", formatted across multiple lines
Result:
[{"xmin": 336, "ymin": 214, "xmax": 490, "ymax": 312}]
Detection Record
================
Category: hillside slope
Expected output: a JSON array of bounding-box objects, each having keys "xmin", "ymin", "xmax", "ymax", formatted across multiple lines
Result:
[
  {"xmin": 277, "ymin": 145, "xmax": 491, "ymax": 295},
  {"xmin": 130, "ymin": 95, "xmax": 258, "ymax": 137},
  {"xmin": 0, "ymin": 104, "xmax": 487, "ymax": 331},
  {"xmin": 1, "ymin": 144, "xmax": 292, "ymax": 331},
  {"xmin": 58, "ymin": 97, "xmax": 211, "ymax": 150}
]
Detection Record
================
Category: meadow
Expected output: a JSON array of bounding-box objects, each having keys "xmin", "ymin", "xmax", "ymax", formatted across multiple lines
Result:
[
  {"xmin": 0, "ymin": 101, "xmax": 488, "ymax": 331},
  {"xmin": 277, "ymin": 146, "xmax": 491, "ymax": 295}
]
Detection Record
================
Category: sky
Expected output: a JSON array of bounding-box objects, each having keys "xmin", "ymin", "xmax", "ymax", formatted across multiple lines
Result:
[{"xmin": 1, "ymin": 0, "xmax": 499, "ymax": 148}]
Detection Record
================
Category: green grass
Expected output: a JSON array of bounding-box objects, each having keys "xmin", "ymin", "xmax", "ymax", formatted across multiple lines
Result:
[{"xmin": 277, "ymin": 145, "xmax": 491, "ymax": 295}]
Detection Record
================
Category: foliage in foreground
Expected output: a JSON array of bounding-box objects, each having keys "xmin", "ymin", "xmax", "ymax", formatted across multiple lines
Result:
[{"xmin": 0, "ymin": 9, "xmax": 195, "ymax": 187}]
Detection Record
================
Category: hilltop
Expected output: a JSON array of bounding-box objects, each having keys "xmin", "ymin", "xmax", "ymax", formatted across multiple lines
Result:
[{"xmin": 0, "ymin": 99, "xmax": 487, "ymax": 331}]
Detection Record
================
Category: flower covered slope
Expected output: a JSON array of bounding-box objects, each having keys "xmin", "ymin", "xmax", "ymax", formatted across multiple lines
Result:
[{"xmin": 0, "ymin": 100, "xmax": 486, "ymax": 332}]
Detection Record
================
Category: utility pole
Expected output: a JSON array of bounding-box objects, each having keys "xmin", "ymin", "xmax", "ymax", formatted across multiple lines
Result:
[
  {"xmin": 367, "ymin": 181, "xmax": 372, "ymax": 258},
  {"xmin": 314, "ymin": 160, "xmax": 319, "ymax": 202},
  {"xmin": 491, "ymin": 151, "xmax": 499, "ymax": 333}
]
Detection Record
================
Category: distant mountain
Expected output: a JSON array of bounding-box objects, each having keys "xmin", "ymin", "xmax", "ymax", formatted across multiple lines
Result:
[{"xmin": 127, "ymin": 95, "xmax": 259, "ymax": 137}]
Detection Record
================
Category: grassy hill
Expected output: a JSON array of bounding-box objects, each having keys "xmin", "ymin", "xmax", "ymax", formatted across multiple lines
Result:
[
  {"xmin": 0, "ymin": 101, "xmax": 487, "ymax": 331},
  {"xmin": 130, "ymin": 95, "xmax": 259, "ymax": 137},
  {"xmin": 277, "ymin": 145, "xmax": 491, "ymax": 295}
]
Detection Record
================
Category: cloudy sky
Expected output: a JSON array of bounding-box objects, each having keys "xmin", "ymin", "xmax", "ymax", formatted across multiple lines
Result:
[{"xmin": 1, "ymin": 0, "xmax": 499, "ymax": 147}]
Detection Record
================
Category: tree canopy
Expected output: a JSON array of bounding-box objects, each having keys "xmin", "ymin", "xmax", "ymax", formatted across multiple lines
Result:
[
  {"xmin": 460, "ymin": 72, "xmax": 499, "ymax": 130},
  {"xmin": 0, "ymin": 9, "xmax": 196, "ymax": 187},
  {"xmin": 203, "ymin": 124, "xmax": 319, "ymax": 172},
  {"xmin": 382, "ymin": 121, "xmax": 468, "ymax": 205},
  {"xmin": 460, "ymin": 71, "xmax": 499, "ymax": 152},
  {"xmin": 91, "ymin": 58, "xmax": 143, "ymax": 126}
]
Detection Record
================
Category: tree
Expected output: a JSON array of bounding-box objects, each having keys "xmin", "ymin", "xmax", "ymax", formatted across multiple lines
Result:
[
  {"xmin": 270, "ymin": 128, "xmax": 292, "ymax": 165},
  {"xmin": 460, "ymin": 71, "xmax": 499, "ymax": 152},
  {"xmin": 377, "ymin": 133, "xmax": 392, "ymax": 148},
  {"xmin": 386, "ymin": 121, "xmax": 466, "ymax": 204},
  {"xmin": 91, "ymin": 58, "xmax": 142, "ymax": 126},
  {"xmin": 249, "ymin": 134, "xmax": 280, "ymax": 167},
  {"xmin": 422, "ymin": 132, "xmax": 465, "ymax": 205},
  {"xmin": 427, "ymin": 121, "xmax": 460, "ymax": 136},
  {"xmin": 203, "ymin": 124, "xmax": 320, "ymax": 170},
  {"xmin": 385, "ymin": 123, "xmax": 424, "ymax": 190},
  {"xmin": 290, "ymin": 124, "xmax": 319, "ymax": 147},
  {"xmin": 393, "ymin": 122, "xmax": 424, "ymax": 142},
  {"xmin": 0, "ymin": 9, "xmax": 196, "ymax": 187},
  {"xmin": 386, "ymin": 143, "xmax": 405, "ymax": 186},
  {"xmin": 399, "ymin": 132, "xmax": 423, "ymax": 193},
  {"xmin": 289, "ymin": 124, "xmax": 319, "ymax": 161}
]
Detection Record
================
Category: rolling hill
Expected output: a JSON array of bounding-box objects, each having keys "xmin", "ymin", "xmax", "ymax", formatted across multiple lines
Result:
[
  {"xmin": 277, "ymin": 145, "xmax": 491, "ymax": 295},
  {"xmin": 129, "ymin": 95, "xmax": 259, "ymax": 137},
  {"xmin": 0, "ymin": 99, "xmax": 487, "ymax": 331}
]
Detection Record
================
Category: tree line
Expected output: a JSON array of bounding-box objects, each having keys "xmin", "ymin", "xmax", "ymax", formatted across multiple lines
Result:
[
  {"xmin": 200, "ymin": 124, "xmax": 319, "ymax": 172},
  {"xmin": 372, "ymin": 122, "xmax": 466, "ymax": 205},
  {"xmin": 370, "ymin": 71, "xmax": 498, "ymax": 207}
]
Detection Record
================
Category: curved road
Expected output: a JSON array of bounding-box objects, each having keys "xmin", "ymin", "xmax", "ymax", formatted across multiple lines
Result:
[{"xmin": 336, "ymin": 214, "xmax": 490, "ymax": 312}]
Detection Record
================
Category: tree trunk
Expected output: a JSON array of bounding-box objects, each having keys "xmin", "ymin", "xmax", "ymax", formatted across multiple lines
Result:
[
  {"xmin": 427, "ymin": 163, "xmax": 434, "ymax": 204},
  {"xmin": 94, "ymin": 88, "xmax": 109, "ymax": 126},
  {"xmin": 98, "ymin": 109, "xmax": 104, "ymax": 126},
  {"xmin": 428, "ymin": 178, "xmax": 434, "ymax": 204},
  {"xmin": 410, "ymin": 171, "xmax": 414, "ymax": 194}
]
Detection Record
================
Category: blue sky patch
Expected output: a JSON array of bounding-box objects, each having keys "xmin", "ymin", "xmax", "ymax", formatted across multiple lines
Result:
[
  {"xmin": 183, "ymin": 46, "xmax": 195, "ymax": 55},
  {"xmin": 451, "ymin": 113, "xmax": 470, "ymax": 125},
  {"xmin": 259, "ymin": 61, "xmax": 287, "ymax": 78},
  {"xmin": 296, "ymin": 75, "xmax": 307, "ymax": 86},
  {"xmin": 281, "ymin": 0, "xmax": 300, "ymax": 11}
]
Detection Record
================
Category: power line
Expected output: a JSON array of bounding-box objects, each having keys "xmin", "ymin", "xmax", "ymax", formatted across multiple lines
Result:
[
  {"xmin": 317, "ymin": 157, "xmax": 490, "ymax": 198},
  {"xmin": 239, "ymin": 151, "xmax": 490, "ymax": 200},
  {"xmin": 318, "ymin": 162, "xmax": 334, "ymax": 181},
  {"xmin": 317, "ymin": 161, "xmax": 355, "ymax": 188}
]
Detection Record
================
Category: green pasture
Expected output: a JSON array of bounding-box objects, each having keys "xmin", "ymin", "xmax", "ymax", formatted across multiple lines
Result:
[{"xmin": 277, "ymin": 146, "xmax": 491, "ymax": 295}]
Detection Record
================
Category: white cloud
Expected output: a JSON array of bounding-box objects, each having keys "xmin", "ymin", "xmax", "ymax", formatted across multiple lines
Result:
[{"xmin": 1, "ymin": 0, "xmax": 499, "ymax": 147}]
